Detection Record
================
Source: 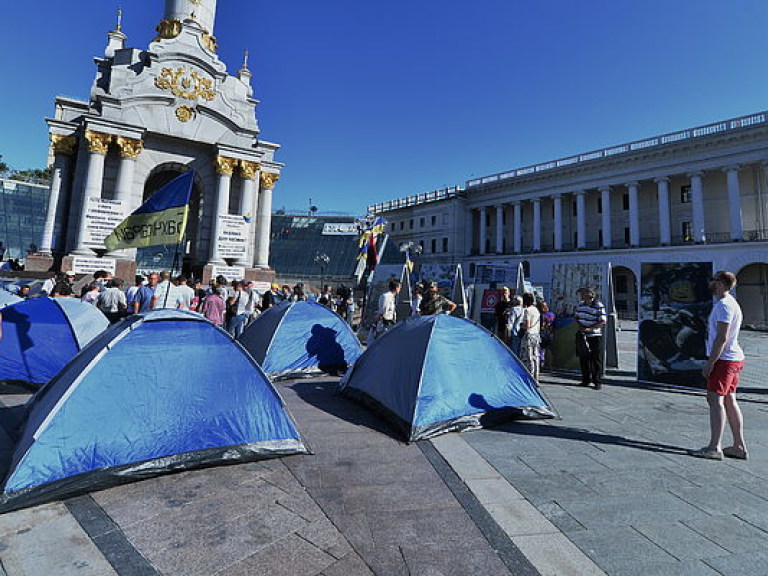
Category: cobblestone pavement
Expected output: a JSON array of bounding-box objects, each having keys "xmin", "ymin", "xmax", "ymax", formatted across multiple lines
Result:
[{"xmin": 464, "ymin": 328, "xmax": 768, "ymax": 576}]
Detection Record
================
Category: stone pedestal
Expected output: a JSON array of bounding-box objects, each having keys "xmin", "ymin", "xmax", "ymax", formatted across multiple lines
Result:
[{"xmin": 24, "ymin": 254, "xmax": 58, "ymax": 273}]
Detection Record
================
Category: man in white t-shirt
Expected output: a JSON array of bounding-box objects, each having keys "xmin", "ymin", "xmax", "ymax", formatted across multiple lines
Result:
[
  {"xmin": 174, "ymin": 276, "xmax": 195, "ymax": 310},
  {"xmin": 689, "ymin": 270, "xmax": 747, "ymax": 461},
  {"xmin": 377, "ymin": 279, "xmax": 400, "ymax": 331}
]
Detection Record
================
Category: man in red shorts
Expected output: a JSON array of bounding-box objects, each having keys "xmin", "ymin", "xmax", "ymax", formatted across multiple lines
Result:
[{"xmin": 689, "ymin": 271, "xmax": 747, "ymax": 460}]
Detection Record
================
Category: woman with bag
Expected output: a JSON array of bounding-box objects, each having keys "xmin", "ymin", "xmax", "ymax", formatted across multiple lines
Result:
[{"xmin": 520, "ymin": 292, "xmax": 541, "ymax": 383}]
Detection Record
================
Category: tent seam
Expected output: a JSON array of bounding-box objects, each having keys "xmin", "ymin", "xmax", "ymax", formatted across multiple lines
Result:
[{"xmin": 410, "ymin": 316, "xmax": 439, "ymax": 434}]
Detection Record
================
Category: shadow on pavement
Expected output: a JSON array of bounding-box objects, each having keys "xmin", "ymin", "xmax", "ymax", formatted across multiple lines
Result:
[
  {"xmin": 287, "ymin": 379, "xmax": 403, "ymax": 440},
  {"xmin": 490, "ymin": 420, "xmax": 688, "ymax": 456}
]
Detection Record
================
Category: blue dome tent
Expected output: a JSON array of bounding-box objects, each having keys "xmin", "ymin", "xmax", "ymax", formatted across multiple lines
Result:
[
  {"xmin": 0, "ymin": 298, "xmax": 109, "ymax": 384},
  {"xmin": 0, "ymin": 290, "xmax": 22, "ymax": 308},
  {"xmin": 339, "ymin": 315, "xmax": 556, "ymax": 442},
  {"xmin": 238, "ymin": 300, "xmax": 363, "ymax": 378},
  {"xmin": 0, "ymin": 309, "xmax": 308, "ymax": 512}
]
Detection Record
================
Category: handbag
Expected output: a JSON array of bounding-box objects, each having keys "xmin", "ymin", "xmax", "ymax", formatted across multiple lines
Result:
[{"xmin": 574, "ymin": 330, "xmax": 589, "ymax": 357}]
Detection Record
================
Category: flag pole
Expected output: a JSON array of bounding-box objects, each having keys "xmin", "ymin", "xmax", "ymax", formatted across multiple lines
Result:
[{"xmin": 162, "ymin": 234, "xmax": 185, "ymax": 309}]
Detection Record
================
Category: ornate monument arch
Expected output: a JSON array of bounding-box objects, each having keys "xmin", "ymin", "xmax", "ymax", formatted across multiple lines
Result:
[{"xmin": 31, "ymin": 0, "xmax": 281, "ymax": 281}]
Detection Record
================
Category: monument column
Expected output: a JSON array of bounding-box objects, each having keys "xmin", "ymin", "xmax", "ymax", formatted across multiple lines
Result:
[
  {"xmin": 238, "ymin": 160, "xmax": 260, "ymax": 267},
  {"xmin": 689, "ymin": 171, "xmax": 706, "ymax": 243},
  {"xmin": 209, "ymin": 155, "xmax": 238, "ymax": 264},
  {"xmin": 73, "ymin": 130, "xmax": 112, "ymax": 255},
  {"xmin": 627, "ymin": 181, "xmax": 640, "ymax": 247},
  {"xmin": 600, "ymin": 186, "xmax": 612, "ymax": 248},
  {"xmin": 725, "ymin": 166, "xmax": 743, "ymax": 241},
  {"xmin": 114, "ymin": 137, "xmax": 143, "ymax": 206},
  {"xmin": 533, "ymin": 198, "xmax": 541, "ymax": 252},
  {"xmin": 495, "ymin": 204, "xmax": 504, "ymax": 254},
  {"xmin": 513, "ymin": 201, "xmax": 522, "ymax": 253},
  {"xmin": 255, "ymin": 172, "xmax": 279, "ymax": 268},
  {"xmin": 553, "ymin": 194, "xmax": 563, "ymax": 251},
  {"xmin": 40, "ymin": 135, "xmax": 77, "ymax": 254},
  {"xmin": 655, "ymin": 177, "xmax": 671, "ymax": 245},
  {"xmin": 576, "ymin": 191, "xmax": 587, "ymax": 249}
]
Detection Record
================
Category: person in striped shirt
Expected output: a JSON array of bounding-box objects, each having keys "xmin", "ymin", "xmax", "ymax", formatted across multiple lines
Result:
[{"xmin": 575, "ymin": 288, "xmax": 607, "ymax": 389}]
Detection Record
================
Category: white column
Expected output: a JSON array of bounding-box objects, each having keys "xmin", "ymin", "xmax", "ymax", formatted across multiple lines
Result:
[
  {"xmin": 255, "ymin": 172, "xmax": 279, "ymax": 268},
  {"xmin": 533, "ymin": 198, "xmax": 541, "ymax": 252},
  {"xmin": 479, "ymin": 207, "xmax": 487, "ymax": 255},
  {"xmin": 599, "ymin": 186, "xmax": 612, "ymax": 248},
  {"xmin": 627, "ymin": 181, "xmax": 640, "ymax": 247},
  {"xmin": 465, "ymin": 207, "xmax": 473, "ymax": 255},
  {"xmin": 40, "ymin": 138, "xmax": 75, "ymax": 254},
  {"xmin": 689, "ymin": 171, "xmax": 706, "ymax": 243},
  {"xmin": 725, "ymin": 166, "xmax": 743, "ymax": 241},
  {"xmin": 513, "ymin": 201, "xmax": 522, "ymax": 253},
  {"xmin": 553, "ymin": 194, "xmax": 563, "ymax": 251},
  {"xmin": 209, "ymin": 156, "xmax": 237, "ymax": 264},
  {"xmin": 238, "ymin": 161, "xmax": 259, "ymax": 267},
  {"xmin": 576, "ymin": 191, "xmax": 586, "ymax": 249},
  {"xmin": 74, "ymin": 131, "xmax": 111, "ymax": 254},
  {"xmin": 495, "ymin": 204, "xmax": 504, "ymax": 253},
  {"xmin": 655, "ymin": 177, "xmax": 671, "ymax": 245},
  {"xmin": 114, "ymin": 137, "xmax": 142, "ymax": 205}
]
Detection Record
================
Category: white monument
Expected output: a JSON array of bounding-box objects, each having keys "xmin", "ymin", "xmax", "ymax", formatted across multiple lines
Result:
[{"xmin": 31, "ymin": 0, "xmax": 281, "ymax": 281}]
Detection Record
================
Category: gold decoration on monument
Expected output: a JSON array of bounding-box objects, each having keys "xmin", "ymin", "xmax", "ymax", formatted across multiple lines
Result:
[
  {"xmin": 239, "ymin": 160, "xmax": 260, "ymax": 180},
  {"xmin": 201, "ymin": 32, "xmax": 218, "ymax": 53},
  {"xmin": 175, "ymin": 106, "xmax": 195, "ymax": 123},
  {"xmin": 116, "ymin": 137, "xmax": 144, "ymax": 159},
  {"xmin": 50, "ymin": 134, "xmax": 78, "ymax": 156},
  {"xmin": 84, "ymin": 131, "xmax": 113, "ymax": 155},
  {"xmin": 154, "ymin": 19, "xmax": 182, "ymax": 41},
  {"xmin": 155, "ymin": 68, "xmax": 216, "ymax": 102},
  {"xmin": 214, "ymin": 156, "xmax": 238, "ymax": 176},
  {"xmin": 260, "ymin": 172, "xmax": 280, "ymax": 189}
]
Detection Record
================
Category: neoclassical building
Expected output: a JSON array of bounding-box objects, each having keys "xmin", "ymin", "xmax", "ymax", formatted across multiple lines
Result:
[
  {"xmin": 29, "ymin": 0, "xmax": 281, "ymax": 281},
  {"xmin": 370, "ymin": 111, "xmax": 768, "ymax": 327}
]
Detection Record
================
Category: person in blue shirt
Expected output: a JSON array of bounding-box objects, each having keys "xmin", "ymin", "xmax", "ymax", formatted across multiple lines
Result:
[{"xmin": 132, "ymin": 273, "xmax": 159, "ymax": 314}]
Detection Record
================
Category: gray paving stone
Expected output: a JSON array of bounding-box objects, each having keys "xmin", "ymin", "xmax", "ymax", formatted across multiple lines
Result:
[
  {"xmin": 297, "ymin": 515, "xmax": 353, "ymax": 560},
  {"xmin": 610, "ymin": 559, "xmax": 721, "ymax": 576},
  {"xmin": 703, "ymin": 549, "xmax": 768, "ymax": 576},
  {"xmin": 574, "ymin": 468, "xmax": 698, "ymax": 497},
  {"xmin": 400, "ymin": 543, "xmax": 511, "ymax": 575},
  {"xmin": 220, "ymin": 533, "xmax": 336, "ymax": 576},
  {"xmin": 684, "ymin": 515, "xmax": 768, "ymax": 554},
  {"xmin": 557, "ymin": 492, "xmax": 705, "ymax": 528},
  {"xmin": 537, "ymin": 501, "xmax": 587, "ymax": 533},
  {"xmin": 319, "ymin": 552, "xmax": 374, "ymax": 576},
  {"xmin": 670, "ymin": 485, "xmax": 768, "ymax": 516},
  {"xmin": 633, "ymin": 521, "xmax": 731, "ymax": 561},
  {"xmin": 508, "ymin": 473, "xmax": 596, "ymax": 505},
  {"xmin": 567, "ymin": 526, "xmax": 677, "ymax": 573}
]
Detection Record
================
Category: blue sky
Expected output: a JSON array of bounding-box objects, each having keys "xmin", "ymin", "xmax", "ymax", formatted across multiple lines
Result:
[{"xmin": 1, "ymin": 1, "xmax": 767, "ymax": 215}]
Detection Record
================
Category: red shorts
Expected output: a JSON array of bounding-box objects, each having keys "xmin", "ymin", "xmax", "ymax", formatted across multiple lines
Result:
[{"xmin": 707, "ymin": 360, "xmax": 744, "ymax": 395}]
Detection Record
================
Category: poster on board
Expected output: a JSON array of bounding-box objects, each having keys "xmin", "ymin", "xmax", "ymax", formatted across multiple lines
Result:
[{"xmin": 638, "ymin": 262, "xmax": 712, "ymax": 387}]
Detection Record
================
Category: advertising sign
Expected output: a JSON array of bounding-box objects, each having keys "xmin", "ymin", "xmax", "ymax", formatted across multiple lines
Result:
[{"xmin": 321, "ymin": 223, "xmax": 358, "ymax": 235}]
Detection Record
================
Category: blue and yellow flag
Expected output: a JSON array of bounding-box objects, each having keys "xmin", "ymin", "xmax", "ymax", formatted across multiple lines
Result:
[{"xmin": 104, "ymin": 172, "xmax": 193, "ymax": 251}]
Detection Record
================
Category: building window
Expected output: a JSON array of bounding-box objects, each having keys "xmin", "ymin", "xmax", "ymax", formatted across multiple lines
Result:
[
  {"xmin": 431, "ymin": 239, "xmax": 437, "ymax": 253},
  {"xmin": 420, "ymin": 217, "xmax": 425, "ymax": 228},
  {"xmin": 399, "ymin": 221, "xmax": 404, "ymax": 231},
  {"xmin": 624, "ymin": 227, "xmax": 630, "ymax": 245},
  {"xmin": 680, "ymin": 185, "xmax": 691, "ymax": 203},
  {"xmin": 622, "ymin": 193, "xmax": 629, "ymax": 210},
  {"xmin": 572, "ymin": 200, "xmax": 577, "ymax": 217},
  {"xmin": 485, "ymin": 213, "xmax": 491, "ymax": 227},
  {"xmin": 391, "ymin": 222, "xmax": 396, "ymax": 232},
  {"xmin": 418, "ymin": 240, "xmax": 424, "ymax": 251},
  {"xmin": 409, "ymin": 219, "xmax": 414, "ymax": 229},
  {"xmin": 431, "ymin": 215, "xmax": 437, "ymax": 226},
  {"xmin": 597, "ymin": 198, "xmax": 602, "ymax": 214},
  {"xmin": 682, "ymin": 221, "xmax": 693, "ymax": 242},
  {"xmin": 442, "ymin": 237, "xmax": 448, "ymax": 252},
  {"xmin": 502, "ymin": 210, "xmax": 507, "ymax": 225},
  {"xmin": 615, "ymin": 275, "xmax": 628, "ymax": 293},
  {"xmin": 598, "ymin": 229, "xmax": 603, "ymax": 245}
]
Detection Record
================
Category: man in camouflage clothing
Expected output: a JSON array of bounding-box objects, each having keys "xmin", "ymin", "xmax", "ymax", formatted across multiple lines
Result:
[{"xmin": 419, "ymin": 282, "xmax": 457, "ymax": 315}]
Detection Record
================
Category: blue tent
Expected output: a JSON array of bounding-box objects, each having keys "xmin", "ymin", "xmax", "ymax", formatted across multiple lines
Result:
[
  {"xmin": 339, "ymin": 315, "xmax": 556, "ymax": 442},
  {"xmin": 238, "ymin": 300, "xmax": 363, "ymax": 378},
  {"xmin": 0, "ymin": 309, "xmax": 308, "ymax": 512},
  {"xmin": 0, "ymin": 298, "xmax": 109, "ymax": 384},
  {"xmin": 0, "ymin": 290, "xmax": 22, "ymax": 308}
]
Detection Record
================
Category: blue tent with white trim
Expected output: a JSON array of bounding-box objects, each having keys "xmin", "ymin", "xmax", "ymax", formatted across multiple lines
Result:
[
  {"xmin": 0, "ymin": 290, "xmax": 22, "ymax": 308},
  {"xmin": 238, "ymin": 300, "xmax": 363, "ymax": 378},
  {"xmin": 0, "ymin": 298, "xmax": 109, "ymax": 384},
  {"xmin": 339, "ymin": 314, "xmax": 556, "ymax": 442},
  {"xmin": 0, "ymin": 309, "xmax": 308, "ymax": 512}
]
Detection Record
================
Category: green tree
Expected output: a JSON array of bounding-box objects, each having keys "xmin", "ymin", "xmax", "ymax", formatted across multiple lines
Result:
[{"xmin": 0, "ymin": 155, "xmax": 8, "ymax": 176}]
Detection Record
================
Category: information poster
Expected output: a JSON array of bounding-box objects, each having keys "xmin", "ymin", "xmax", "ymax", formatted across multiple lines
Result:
[
  {"xmin": 638, "ymin": 262, "xmax": 712, "ymax": 387},
  {"xmin": 83, "ymin": 198, "xmax": 125, "ymax": 251},
  {"xmin": 480, "ymin": 289, "xmax": 502, "ymax": 331},
  {"xmin": 72, "ymin": 256, "xmax": 117, "ymax": 275},
  {"xmin": 210, "ymin": 265, "xmax": 246, "ymax": 282},
  {"xmin": 217, "ymin": 214, "xmax": 248, "ymax": 259}
]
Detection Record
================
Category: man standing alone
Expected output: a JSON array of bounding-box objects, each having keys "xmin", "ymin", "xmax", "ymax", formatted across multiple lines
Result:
[
  {"xmin": 575, "ymin": 288, "xmax": 606, "ymax": 390},
  {"xmin": 690, "ymin": 271, "xmax": 747, "ymax": 460}
]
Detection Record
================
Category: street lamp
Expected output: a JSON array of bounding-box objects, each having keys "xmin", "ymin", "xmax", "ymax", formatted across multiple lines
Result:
[{"xmin": 314, "ymin": 252, "xmax": 330, "ymax": 291}]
